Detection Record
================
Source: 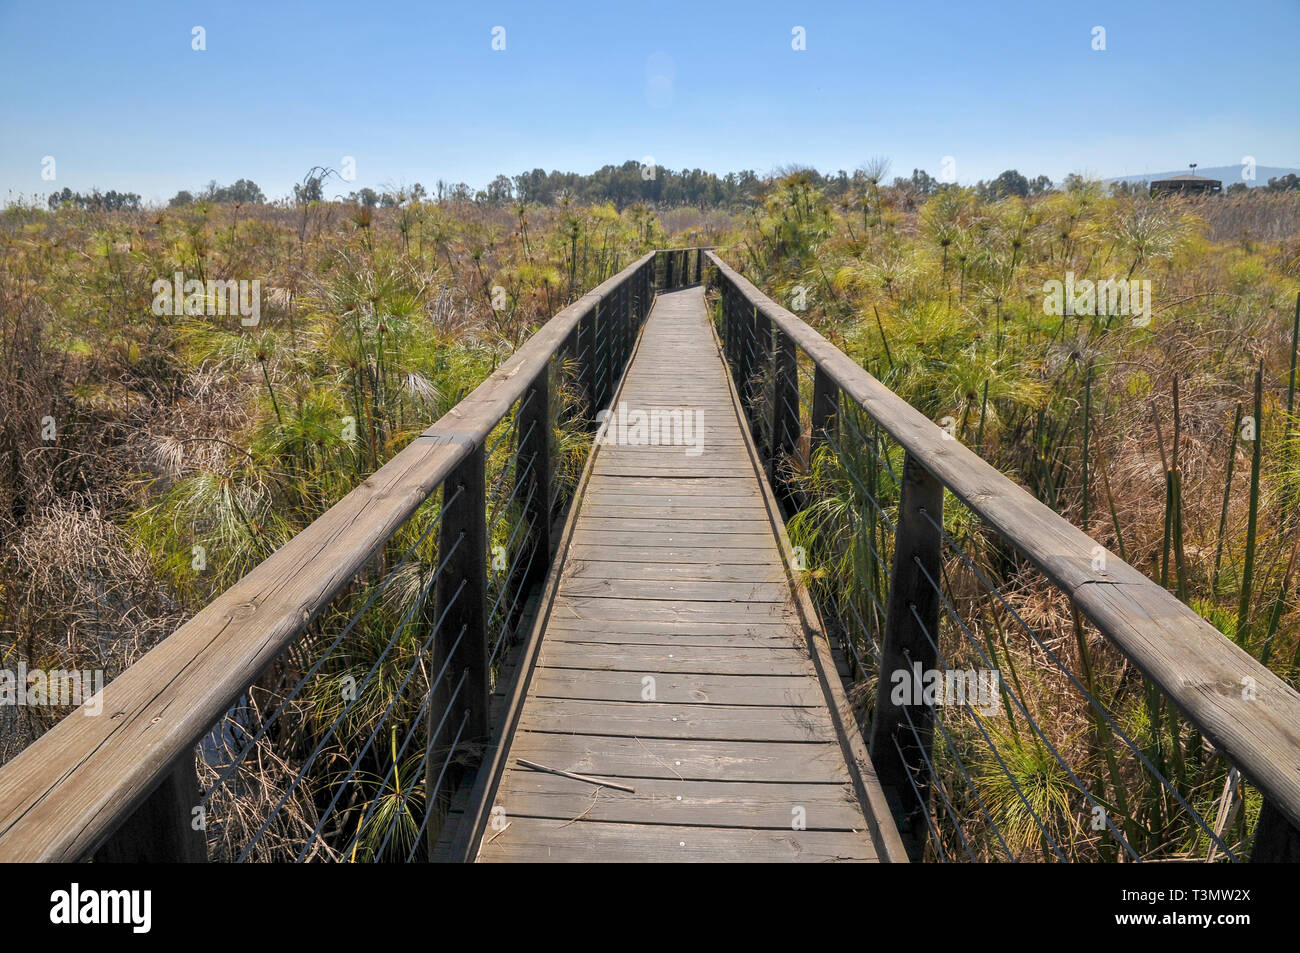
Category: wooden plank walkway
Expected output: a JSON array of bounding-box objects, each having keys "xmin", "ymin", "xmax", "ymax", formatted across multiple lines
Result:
[{"xmin": 475, "ymin": 287, "xmax": 880, "ymax": 862}]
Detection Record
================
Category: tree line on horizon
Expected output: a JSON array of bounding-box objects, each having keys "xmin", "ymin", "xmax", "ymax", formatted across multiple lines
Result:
[{"xmin": 42, "ymin": 162, "xmax": 1300, "ymax": 213}]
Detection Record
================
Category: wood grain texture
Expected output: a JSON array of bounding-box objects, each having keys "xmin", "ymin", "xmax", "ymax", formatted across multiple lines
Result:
[
  {"xmin": 472, "ymin": 287, "xmax": 889, "ymax": 862},
  {"xmin": 478, "ymin": 817, "xmax": 874, "ymax": 862},
  {"xmin": 492, "ymin": 773, "xmax": 864, "ymax": 829}
]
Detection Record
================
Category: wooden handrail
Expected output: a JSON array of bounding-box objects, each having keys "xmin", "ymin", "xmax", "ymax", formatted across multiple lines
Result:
[
  {"xmin": 706, "ymin": 250, "xmax": 1300, "ymax": 838},
  {"xmin": 0, "ymin": 252, "xmax": 655, "ymax": 862}
]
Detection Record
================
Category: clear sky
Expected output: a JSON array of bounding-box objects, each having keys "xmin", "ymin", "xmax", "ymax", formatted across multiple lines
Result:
[{"xmin": 2, "ymin": 0, "xmax": 1297, "ymax": 204}]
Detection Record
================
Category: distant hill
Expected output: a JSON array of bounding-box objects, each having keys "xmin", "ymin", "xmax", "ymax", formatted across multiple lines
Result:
[{"xmin": 1105, "ymin": 165, "xmax": 1300, "ymax": 188}]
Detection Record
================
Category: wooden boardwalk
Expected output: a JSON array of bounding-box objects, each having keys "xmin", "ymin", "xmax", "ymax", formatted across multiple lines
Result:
[{"xmin": 474, "ymin": 287, "xmax": 882, "ymax": 862}]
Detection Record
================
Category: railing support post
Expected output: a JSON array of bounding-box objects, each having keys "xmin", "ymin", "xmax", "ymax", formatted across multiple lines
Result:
[
  {"xmin": 737, "ymin": 302, "xmax": 755, "ymax": 418},
  {"xmin": 732, "ymin": 295, "xmax": 743, "ymax": 375},
  {"xmin": 437, "ymin": 445, "xmax": 489, "ymax": 746},
  {"xmin": 752, "ymin": 308, "xmax": 772, "ymax": 444},
  {"xmin": 722, "ymin": 285, "xmax": 734, "ymax": 370},
  {"xmin": 92, "ymin": 754, "xmax": 206, "ymax": 862},
  {"xmin": 869, "ymin": 450, "xmax": 943, "ymax": 862},
  {"xmin": 518, "ymin": 366, "xmax": 551, "ymax": 592},
  {"xmin": 580, "ymin": 307, "xmax": 597, "ymax": 425},
  {"xmin": 621, "ymin": 279, "xmax": 632, "ymax": 366},
  {"xmin": 772, "ymin": 329, "xmax": 799, "ymax": 503},
  {"xmin": 1251, "ymin": 799, "xmax": 1300, "ymax": 861},
  {"xmin": 811, "ymin": 365, "xmax": 839, "ymax": 460}
]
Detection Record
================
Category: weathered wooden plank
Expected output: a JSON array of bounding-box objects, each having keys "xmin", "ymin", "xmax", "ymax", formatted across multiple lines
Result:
[
  {"xmin": 574, "ymin": 517, "xmax": 773, "ymax": 535},
  {"xmin": 583, "ymin": 476, "xmax": 759, "ymax": 491},
  {"xmin": 543, "ymin": 613, "xmax": 795, "ymax": 634},
  {"xmin": 590, "ymin": 462, "xmax": 754, "ymax": 473},
  {"xmin": 564, "ymin": 544, "xmax": 778, "ymax": 565},
  {"xmin": 536, "ymin": 642, "xmax": 814, "ymax": 676},
  {"xmin": 529, "ymin": 669, "xmax": 825, "ymax": 706},
  {"xmin": 507, "ymin": 733, "xmax": 852, "ymax": 783},
  {"xmin": 585, "ymin": 475, "xmax": 752, "ymax": 488},
  {"xmin": 543, "ymin": 627, "xmax": 801, "ymax": 648},
  {"xmin": 517, "ymin": 699, "xmax": 834, "ymax": 742},
  {"xmin": 558, "ymin": 577, "xmax": 787, "ymax": 603},
  {"xmin": 580, "ymin": 504, "xmax": 766, "ymax": 519},
  {"xmin": 549, "ymin": 597, "xmax": 792, "ymax": 624},
  {"xmin": 582, "ymin": 492, "xmax": 764, "ymax": 508},
  {"xmin": 569, "ymin": 529, "xmax": 778, "ymax": 549},
  {"xmin": 596, "ymin": 441, "xmax": 750, "ymax": 454},
  {"xmin": 566, "ymin": 559, "xmax": 783, "ymax": 583},
  {"xmin": 591, "ymin": 460, "xmax": 752, "ymax": 472},
  {"xmin": 493, "ymin": 773, "xmax": 863, "ymax": 828},
  {"xmin": 478, "ymin": 818, "xmax": 874, "ymax": 862}
]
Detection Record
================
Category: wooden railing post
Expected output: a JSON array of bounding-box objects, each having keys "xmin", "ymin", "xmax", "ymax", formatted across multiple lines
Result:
[
  {"xmin": 621, "ymin": 279, "xmax": 633, "ymax": 366},
  {"xmin": 811, "ymin": 365, "xmax": 839, "ymax": 459},
  {"xmin": 437, "ymin": 446, "xmax": 489, "ymax": 746},
  {"xmin": 737, "ymin": 302, "xmax": 755, "ymax": 418},
  {"xmin": 771, "ymin": 329, "xmax": 799, "ymax": 502},
  {"xmin": 752, "ymin": 308, "xmax": 772, "ymax": 443},
  {"xmin": 580, "ymin": 307, "xmax": 597, "ymax": 425},
  {"xmin": 737, "ymin": 297, "xmax": 749, "ymax": 390},
  {"xmin": 518, "ymin": 366, "xmax": 551, "ymax": 591},
  {"xmin": 868, "ymin": 450, "xmax": 943, "ymax": 862},
  {"xmin": 724, "ymin": 285, "xmax": 736, "ymax": 371},
  {"xmin": 592, "ymin": 295, "xmax": 605, "ymax": 412},
  {"xmin": 1251, "ymin": 799, "xmax": 1300, "ymax": 861},
  {"xmin": 92, "ymin": 754, "xmax": 206, "ymax": 862},
  {"xmin": 614, "ymin": 281, "xmax": 625, "ymax": 367}
]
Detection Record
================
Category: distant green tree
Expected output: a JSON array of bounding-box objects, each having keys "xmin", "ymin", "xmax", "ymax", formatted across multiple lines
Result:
[
  {"xmin": 892, "ymin": 168, "xmax": 939, "ymax": 197},
  {"xmin": 47, "ymin": 187, "xmax": 141, "ymax": 211},
  {"xmin": 293, "ymin": 168, "xmax": 330, "ymax": 204},
  {"xmin": 985, "ymin": 169, "xmax": 1030, "ymax": 199},
  {"xmin": 486, "ymin": 175, "xmax": 514, "ymax": 203}
]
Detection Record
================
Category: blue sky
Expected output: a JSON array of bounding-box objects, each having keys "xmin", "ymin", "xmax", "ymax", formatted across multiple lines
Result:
[{"xmin": 1, "ymin": 0, "xmax": 1297, "ymax": 203}]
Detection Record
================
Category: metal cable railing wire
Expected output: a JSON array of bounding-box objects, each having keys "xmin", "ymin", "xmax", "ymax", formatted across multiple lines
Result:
[
  {"xmin": 200, "ymin": 484, "xmax": 463, "ymax": 807},
  {"xmin": 917, "ymin": 506, "xmax": 1237, "ymax": 860},
  {"xmin": 234, "ymin": 572, "xmax": 467, "ymax": 861},
  {"xmin": 715, "ymin": 271, "xmax": 1230, "ymax": 863}
]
